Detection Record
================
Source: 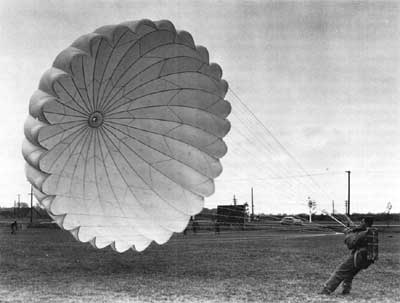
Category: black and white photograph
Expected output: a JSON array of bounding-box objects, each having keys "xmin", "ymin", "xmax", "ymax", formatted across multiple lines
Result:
[{"xmin": 0, "ymin": 1, "xmax": 399, "ymax": 302}]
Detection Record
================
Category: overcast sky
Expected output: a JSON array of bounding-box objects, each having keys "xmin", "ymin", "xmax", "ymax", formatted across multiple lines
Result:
[{"xmin": 0, "ymin": 0, "xmax": 398, "ymax": 214}]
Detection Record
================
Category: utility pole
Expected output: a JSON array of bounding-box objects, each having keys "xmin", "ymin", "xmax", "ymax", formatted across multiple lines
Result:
[
  {"xmin": 251, "ymin": 187, "xmax": 254, "ymax": 221},
  {"xmin": 29, "ymin": 186, "xmax": 33, "ymax": 223},
  {"xmin": 386, "ymin": 202, "xmax": 392, "ymax": 214},
  {"xmin": 233, "ymin": 195, "xmax": 237, "ymax": 206},
  {"xmin": 345, "ymin": 171, "xmax": 351, "ymax": 215},
  {"xmin": 17, "ymin": 194, "xmax": 21, "ymax": 218},
  {"xmin": 386, "ymin": 201, "xmax": 392, "ymax": 228},
  {"xmin": 308, "ymin": 197, "xmax": 312, "ymax": 223},
  {"xmin": 332, "ymin": 200, "xmax": 335, "ymax": 214}
]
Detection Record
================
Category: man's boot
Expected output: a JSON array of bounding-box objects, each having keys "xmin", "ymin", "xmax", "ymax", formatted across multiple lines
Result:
[
  {"xmin": 318, "ymin": 287, "xmax": 331, "ymax": 295},
  {"xmin": 342, "ymin": 281, "xmax": 352, "ymax": 295}
]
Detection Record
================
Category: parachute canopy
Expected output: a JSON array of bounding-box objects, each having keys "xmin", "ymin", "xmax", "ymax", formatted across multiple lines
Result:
[{"xmin": 22, "ymin": 19, "xmax": 231, "ymax": 252}]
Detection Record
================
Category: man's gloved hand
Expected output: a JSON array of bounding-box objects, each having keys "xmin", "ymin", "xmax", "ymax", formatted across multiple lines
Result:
[{"xmin": 343, "ymin": 227, "xmax": 352, "ymax": 234}]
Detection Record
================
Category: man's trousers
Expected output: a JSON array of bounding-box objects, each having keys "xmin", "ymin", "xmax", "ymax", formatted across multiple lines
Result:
[{"xmin": 324, "ymin": 254, "xmax": 361, "ymax": 293}]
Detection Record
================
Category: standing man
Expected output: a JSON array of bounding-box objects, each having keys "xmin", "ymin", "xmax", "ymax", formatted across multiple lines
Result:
[
  {"xmin": 11, "ymin": 220, "xmax": 18, "ymax": 234},
  {"xmin": 319, "ymin": 216, "xmax": 378, "ymax": 295},
  {"xmin": 214, "ymin": 220, "xmax": 220, "ymax": 235}
]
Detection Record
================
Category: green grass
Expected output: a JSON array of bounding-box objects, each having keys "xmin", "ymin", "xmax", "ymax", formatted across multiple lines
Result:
[{"xmin": 0, "ymin": 227, "xmax": 399, "ymax": 303}]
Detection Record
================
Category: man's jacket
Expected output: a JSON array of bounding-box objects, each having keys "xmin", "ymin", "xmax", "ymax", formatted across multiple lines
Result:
[{"xmin": 343, "ymin": 226, "xmax": 378, "ymax": 269}]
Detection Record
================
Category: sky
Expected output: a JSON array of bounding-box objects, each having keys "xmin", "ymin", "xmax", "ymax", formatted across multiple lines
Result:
[{"xmin": 0, "ymin": 0, "xmax": 399, "ymax": 214}]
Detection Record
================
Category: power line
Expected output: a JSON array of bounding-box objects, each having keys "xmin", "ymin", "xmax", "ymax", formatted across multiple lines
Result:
[{"xmin": 221, "ymin": 171, "xmax": 344, "ymax": 182}]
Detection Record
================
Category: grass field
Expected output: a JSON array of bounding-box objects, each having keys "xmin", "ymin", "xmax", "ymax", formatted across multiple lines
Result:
[{"xmin": 0, "ymin": 226, "xmax": 399, "ymax": 303}]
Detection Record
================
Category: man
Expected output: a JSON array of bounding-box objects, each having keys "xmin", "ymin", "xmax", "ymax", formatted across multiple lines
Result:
[
  {"xmin": 11, "ymin": 220, "xmax": 18, "ymax": 234},
  {"xmin": 320, "ymin": 216, "xmax": 378, "ymax": 295},
  {"xmin": 214, "ymin": 220, "xmax": 220, "ymax": 235}
]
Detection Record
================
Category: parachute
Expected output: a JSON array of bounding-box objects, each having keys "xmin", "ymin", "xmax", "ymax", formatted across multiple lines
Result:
[{"xmin": 22, "ymin": 20, "xmax": 231, "ymax": 252}]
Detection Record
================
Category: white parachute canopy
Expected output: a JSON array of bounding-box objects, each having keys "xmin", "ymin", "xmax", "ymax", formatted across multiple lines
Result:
[{"xmin": 22, "ymin": 19, "xmax": 231, "ymax": 252}]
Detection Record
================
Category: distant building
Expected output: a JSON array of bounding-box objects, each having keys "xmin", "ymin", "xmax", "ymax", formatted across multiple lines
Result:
[
  {"xmin": 19, "ymin": 202, "xmax": 29, "ymax": 208},
  {"xmin": 217, "ymin": 204, "xmax": 248, "ymax": 225}
]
